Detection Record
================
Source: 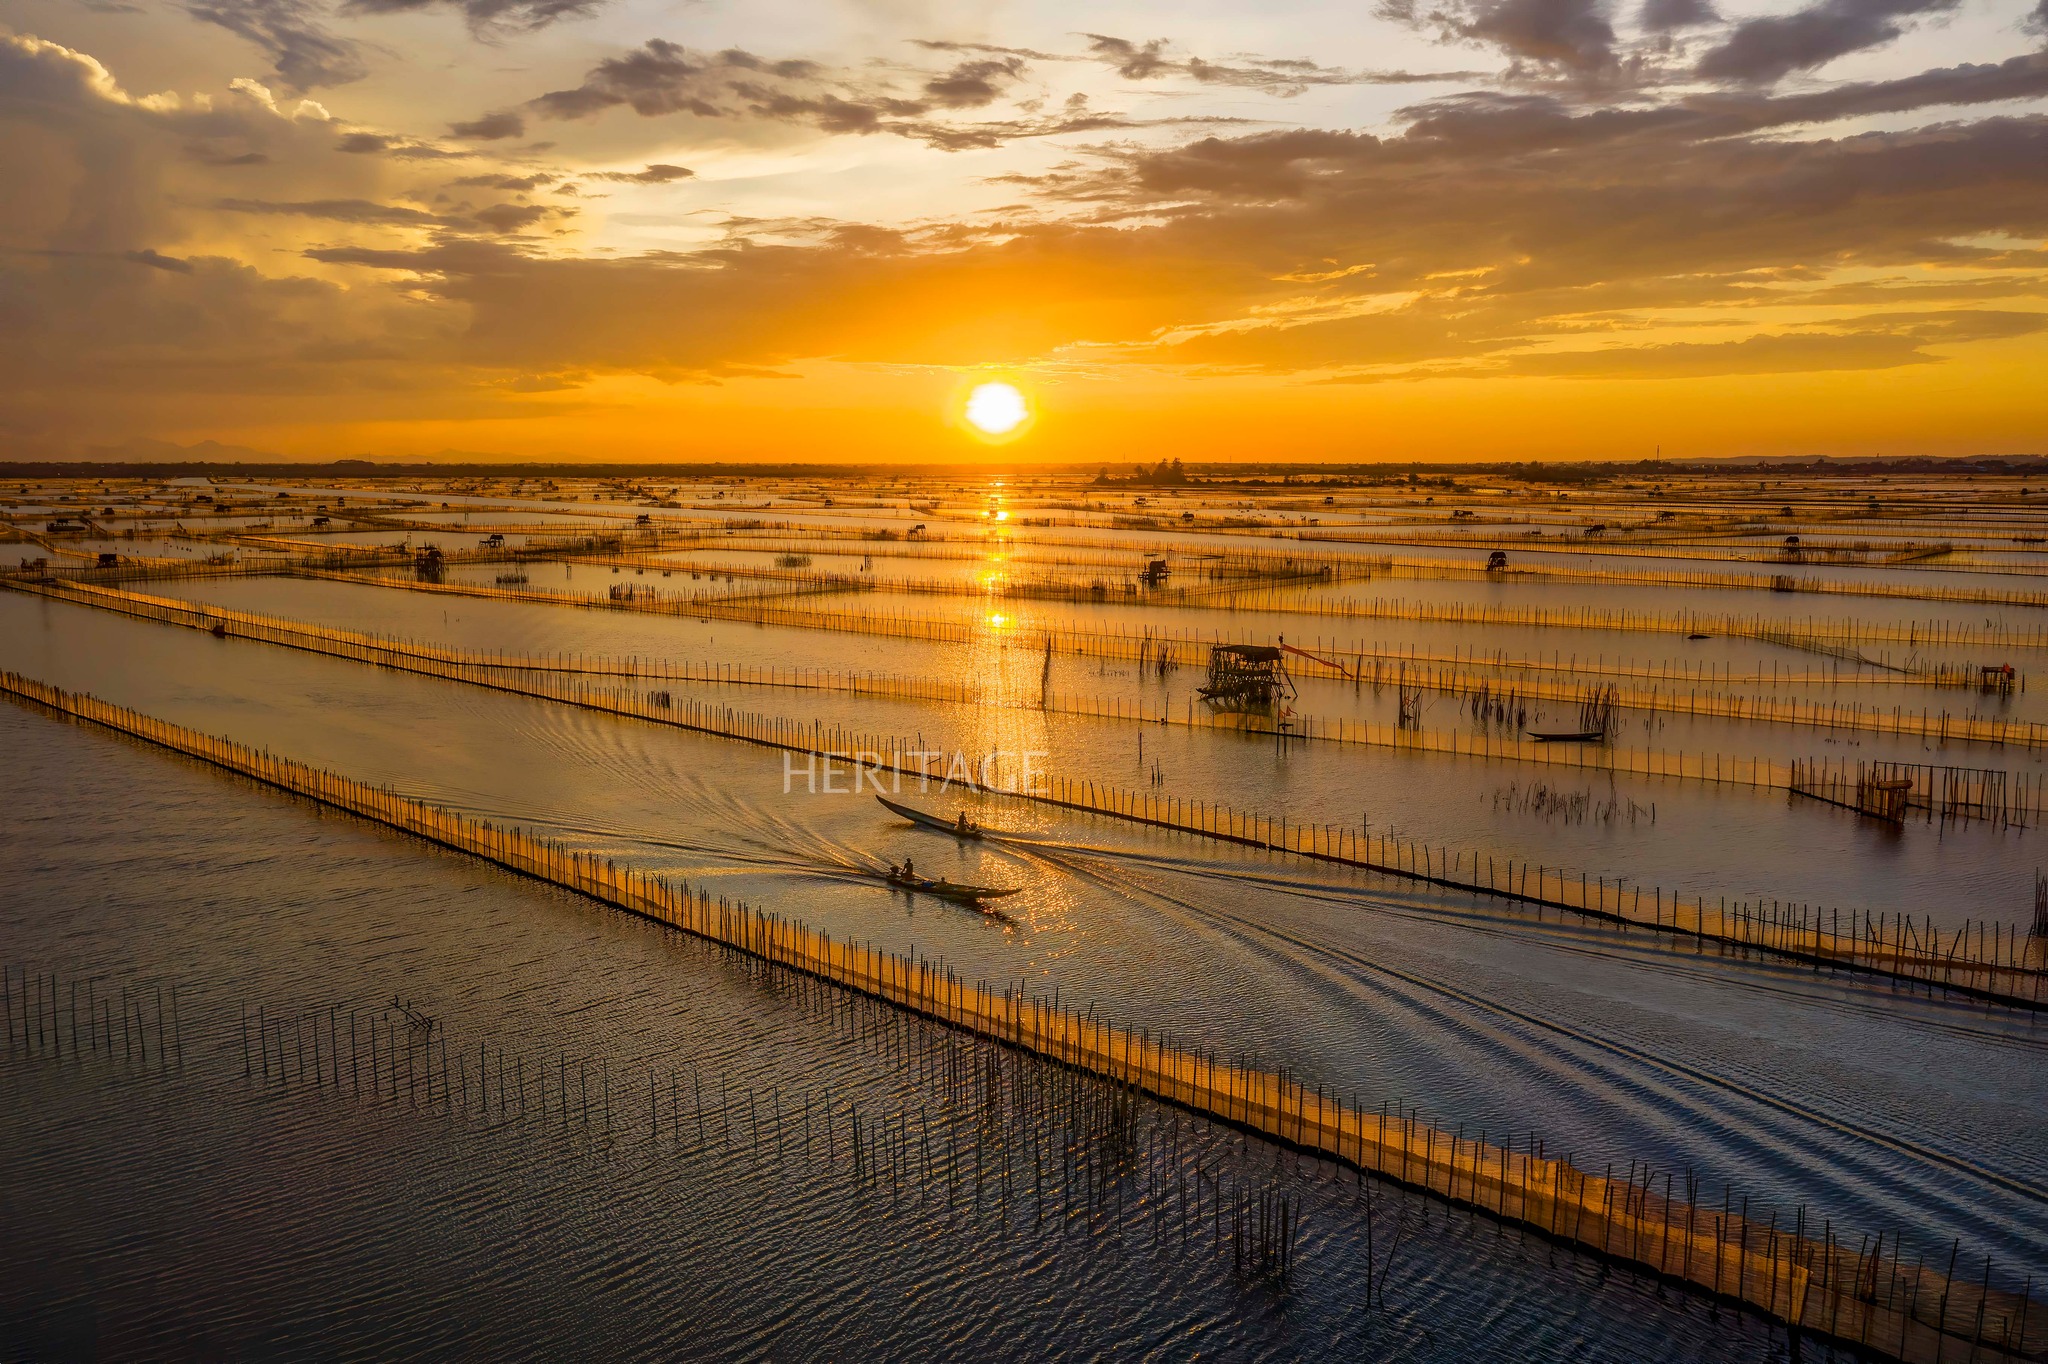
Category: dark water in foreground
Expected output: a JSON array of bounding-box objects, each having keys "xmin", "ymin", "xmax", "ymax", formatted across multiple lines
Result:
[{"xmin": 0, "ymin": 703, "xmax": 1811, "ymax": 1362}]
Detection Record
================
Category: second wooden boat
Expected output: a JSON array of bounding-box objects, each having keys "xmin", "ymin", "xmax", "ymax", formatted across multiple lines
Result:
[{"xmin": 876, "ymin": 794, "xmax": 984, "ymax": 839}]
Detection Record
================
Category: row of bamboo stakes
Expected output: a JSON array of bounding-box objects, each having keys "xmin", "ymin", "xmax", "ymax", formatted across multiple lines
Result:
[
  {"xmin": 15, "ymin": 579, "xmax": 2044, "ymax": 1003},
  {"xmin": 22, "ymin": 518, "xmax": 2048, "ymax": 653},
  {"xmin": 701, "ymin": 535, "xmax": 2048, "ymax": 613},
  {"xmin": 624, "ymin": 514, "xmax": 2048, "ymax": 606},
  {"xmin": 0, "ymin": 669, "xmax": 2038, "ymax": 1362},
  {"xmin": 325, "ymin": 556, "xmax": 2048, "ymax": 662},
  {"xmin": 107, "ymin": 563, "xmax": 2046, "ymax": 784},
  {"xmin": 30, "ymin": 578, "xmax": 2048, "ymax": 826},
  {"xmin": 4, "ymin": 960, "xmax": 1315, "ymax": 1286}
]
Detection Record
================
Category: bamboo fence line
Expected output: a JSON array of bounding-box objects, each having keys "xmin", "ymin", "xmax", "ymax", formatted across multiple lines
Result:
[
  {"xmin": 1195, "ymin": 527, "xmax": 2048, "ymax": 569},
  {"xmin": 29, "ymin": 578, "xmax": 2048, "ymax": 795},
  {"xmin": 565, "ymin": 552, "xmax": 1343, "ymax": 609},
  {"xmin": 0, "ymin": 668, "xmax": 2037, "ymax": 1364},
  {"xmin": 322, "ymin": 561, "xmax": 2048, "ymax": 655},
  {"xmin": 628, "ymin": 528, "xmax": 2032, "ymax": 612},
  {"xmin": 14, "ymin": 580, "xmax": 2041, "ymax": 1004},
  {"xmin": 280, "ymin": 570, "xmax": 2048, "ymax": 751},
  {"xmin": 23, "ymin": 529, "xmax": 2048, "ymax": 656},
  {"xmin": 300, "ymin": 553, "xmax": 2037, "ymax": 689},
  {"xmin": 682, "ymin": 521, "xmax": 2048, "ymax": 606},
  {"xmin": 0, "ymin": 577, "xmax": 1939, "ymax": 803},
  {"xmin": 1353, "ymin": 553, "xmax": 2048, "ymax": 608},
  {"xmin": 1373, "ymin": 659, "xmax": 2047, "ymax": 751}
]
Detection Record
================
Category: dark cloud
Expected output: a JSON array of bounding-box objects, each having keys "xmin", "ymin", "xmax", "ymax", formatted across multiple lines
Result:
[
  {"xmin": 1378, "ymin": 0, "xmax": 1616, "ymax": 72},
  {"xmin": 451, "ymin": 172, "xmax": 555, "ymax": 189},
  {"xmin": 192, "ymin": 149, "xmax": 274, "ymax": 166},
  {"xmin": 1084, "ymin": 35, "xmax": 1173, "ymax": 79},
  {"xmin": 585, "ymin": 163, "xmax": 694, "ymax": 183},
  {"xmin": 922, "ymin": 58, "xmax": 1027, "ymax": 109},
  {"xmin": 183, "ymin": 0, "xmax": 600, "ymax": 95},
  {"xmin": 1455, "ymin": 0, "xmax": 1616, "ymax": 70},
  {"xmin": 184, "ymin": 0, "xmax": 368, "ymax": 91},
  {"xmin": 334, "ymin": 129, "xmax": 465, "ymax": 158},
  {"xmin": 525, "ymin": 40, "xmax": 1038, "ymax": 145},
  {"xmin": 450, "ymin": 111, "xmax": 527, "ymax": 140},
  {"xmin": 125, "ymin": 248, "xmax": 195, "ymax": 272},
  {"xmin": 1639, "ymin": 0, "xmax": 1718, "ymax": 31},
  {"xmin": 1695, "ymin": 0, "xmax": 1959, "ymax": 84},
  {"xmin": 910, "ymin": 39, "xmax": 1069, "ymax": 62},
  {"xmin": 1078, "ymin": 33, "xmax": 1455, "ymax": 93},
  {"xmin": 339, "ymin": 0, "xmax": 600, "ymax": 32},
  {"xmin": 470, "ymin": 201, "xmax": 560, "ymax": 232},
  {"xmin": 514, "ymin": 33, "xmax": 1454, "ymax": 149},
  {"xmin": 216, "ymin": 196, "xmax": 564, "ymax": 234},
  {"xmin": 532, "ymin": 40, "xmax": 709, "ymax": 119},
  {"xmin": 217, "ymin": 196, "xmax": 452, "ymax": 226}
]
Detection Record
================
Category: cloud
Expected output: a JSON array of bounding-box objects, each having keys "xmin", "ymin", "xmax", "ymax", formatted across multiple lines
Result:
[
  {"xmin": 1504, "ymin": 312, "xmax": 2048, "ymax": 378},
  {"xmin": 1640, "ymin": 0, "xmax": 1719, "ymax": 31},
  {"xmin": 522, "ymin": 40, "xmax": 1032, "ymax": 144},
  {"xmin": 1695, "ymin": 0, "xmax": 1960, "ymax": 84},
  {"xmin": 1079, "ymin": 33, "xmax": 1467, "ymax": 93},
  {"xmin": 1376, "ymin": 0, "xmax": 1617, "ymax": 72},
  {"xmin": 1084, "ymin": 35, "xmax": 1174, "ymax": 80},
  {"xmin": 585, "ymin": 163, "xmax": 694, "ymax": 183},
  {"xmin": 6, "ymin": 24, "xmax": 2048, "ymax": 451},
  {"xmin": 216, "ymin": 196, "xmax": 452, "ymax": 225},
  {"xmin": 450, "ymin": 110, "xmax": 527, "ymax": 140},
  {"xmin": 450, "ymin": 171, "xmax": 555, "ymax": 189},
  {"xmin": 339, "ymin": 0, "xmax": 601, "ymax": 32},
  {"xmin": 1454, "ymin": 0, "xmax": 1617, "ymax": 71},
  {"xmin": 514, "ymin": 34, "xmax": 1465, "ymax": 150},
  {"xmin": 334, "ymin": 128, "xmax": 465, "ymax": 157},
  {"xmin": 125, "ymin": 248, "xmax": 195, "ymax": 272},
  {"xmin": 184, "ymin": 0, "xmax": 370, "ymax": 91},
  {"xmin": 216, "ymin": 195, "xmax": 567, "ymax": 233},
  {"xmin": 470, "ymin": 201, "xmax": 560, "ymax": 232},
  {"xmin": 921, "ymin": 58, "xmax": 1027, "ymax": 109}
]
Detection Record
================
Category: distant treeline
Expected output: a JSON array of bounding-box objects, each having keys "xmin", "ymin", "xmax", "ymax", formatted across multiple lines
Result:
[{"xmin": 1, "ymin": 455, "xmax": 2044, "ymax": 483}]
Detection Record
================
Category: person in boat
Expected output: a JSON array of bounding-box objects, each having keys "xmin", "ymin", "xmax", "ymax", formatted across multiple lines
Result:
[
  {"xmin": 902, "ymin": 857, "xmax": 915, "ymax": 881},
  {"xmin": 956, "ymin": 811, "xmax": 973, "ymax": 835},
  {"xmin": 888, "ymin": 862, "xmax": 900, "ymax": 882}
]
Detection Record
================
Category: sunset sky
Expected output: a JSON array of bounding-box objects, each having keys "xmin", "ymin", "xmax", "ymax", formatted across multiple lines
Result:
[{"xmin": 2, "ymin": 0, "xmax": 2045, "ymax": 462}]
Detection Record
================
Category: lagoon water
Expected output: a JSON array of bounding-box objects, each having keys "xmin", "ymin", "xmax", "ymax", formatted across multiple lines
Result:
[{"xmin": 8, "ymin": 475, "xmax": 2048, "ymax": 1360}]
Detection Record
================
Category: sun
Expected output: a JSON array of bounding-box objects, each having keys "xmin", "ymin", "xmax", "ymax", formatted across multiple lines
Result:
[{"xmin": 964, "ymin": 382, "xmax": 1029, "ymax": 436}]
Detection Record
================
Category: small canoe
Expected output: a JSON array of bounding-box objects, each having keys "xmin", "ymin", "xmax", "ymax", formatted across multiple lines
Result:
[
  {"xmin": 885, "ymin": 871, "xmax": 1021, "ymax": 905},
  {"xmin": 1526, "ymin": 729, "xmax": 1607, "ymax": 743},
  {"xmin": 876, "ymin": 794, "xmax": 983, "ymax": 839}
]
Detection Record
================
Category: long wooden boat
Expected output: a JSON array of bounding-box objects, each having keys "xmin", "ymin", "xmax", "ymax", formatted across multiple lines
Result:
[
  {"xmin": 884, "ymin": 870, "xmax": 1021, "ymax": 905},
  {"xmin": 1526, "ymin": 729, "xmax": 1608, "ymax": 743},
  {"xmin": 876, "ymin": 794, "xmax": 984, "ymax": 839}
]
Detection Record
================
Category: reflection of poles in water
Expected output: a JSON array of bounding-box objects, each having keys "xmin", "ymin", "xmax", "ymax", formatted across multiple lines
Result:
[{"xmin": 1039, "ymin": 633, "xmax": 1053, "ymax": 709}]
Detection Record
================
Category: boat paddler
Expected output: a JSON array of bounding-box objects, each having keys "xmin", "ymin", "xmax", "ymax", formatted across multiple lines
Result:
[{"xmin": 956, "ymin": 811, "xmax": 972, "ymax": 835}]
